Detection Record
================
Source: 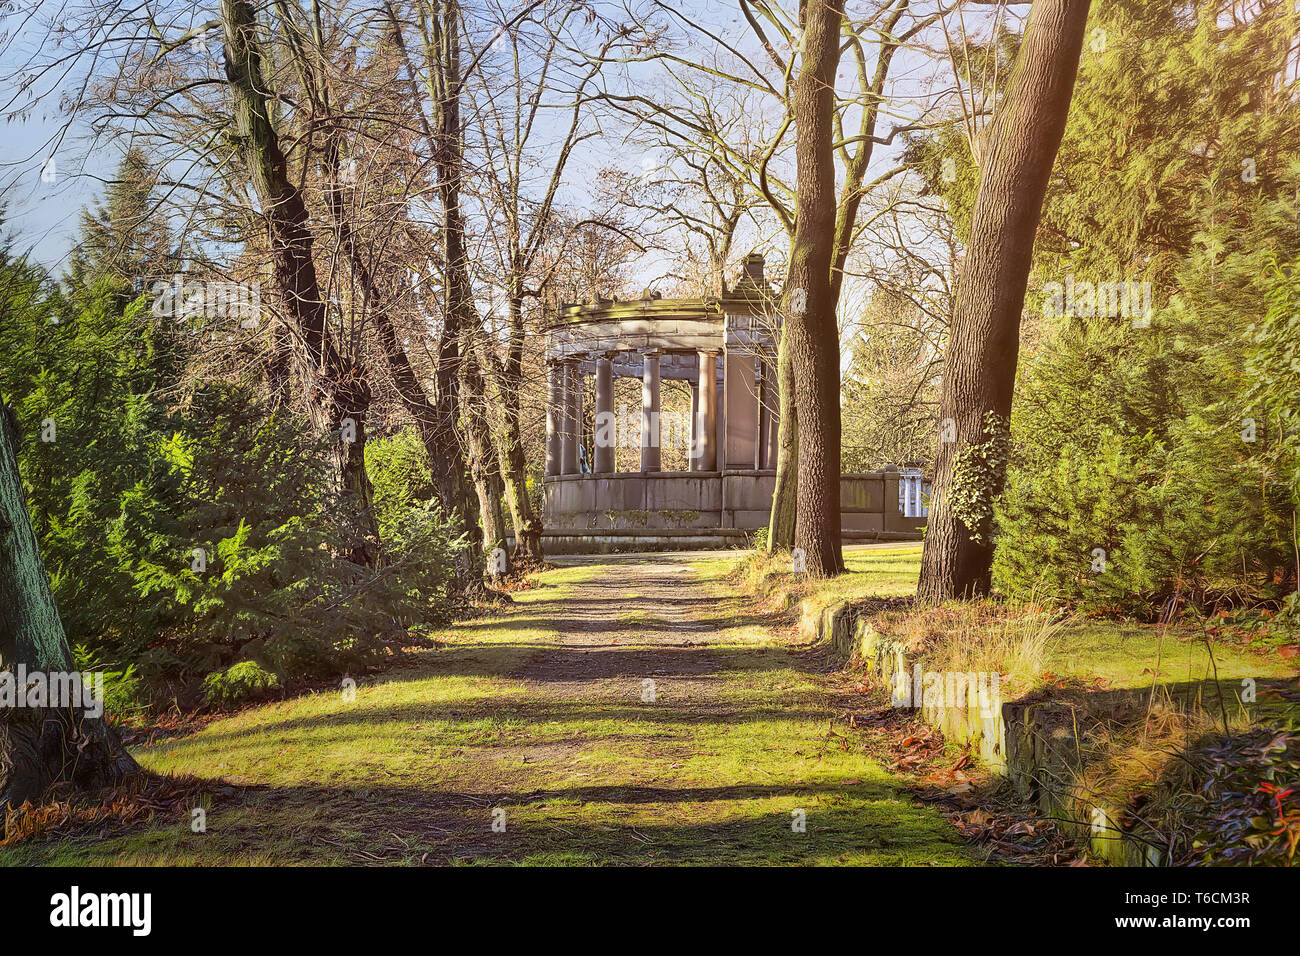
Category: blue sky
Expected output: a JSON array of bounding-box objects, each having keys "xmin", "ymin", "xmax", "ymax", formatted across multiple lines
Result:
[
  {"xmin": 0, "ymin": 1, "xmax": 989, "ymax": 283},
  {"xmin": 1, "ymin": 2, "xmax": 114, "ymax": 270},
  {"xmin": 2, "ymin": 112, "xmax": 105, "ymax": 270}
]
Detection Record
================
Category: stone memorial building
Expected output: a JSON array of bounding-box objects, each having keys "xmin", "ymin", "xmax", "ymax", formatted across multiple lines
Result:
[{"xmin": 540, "ymin": 254, "xmax": 924, "ymax": 552}]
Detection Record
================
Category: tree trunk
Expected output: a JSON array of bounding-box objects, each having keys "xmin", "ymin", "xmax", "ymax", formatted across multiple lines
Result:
[
  {"xmin": 369, "ymin": 298, "xmax": 480, "ymax": 554},
  {"xmin": 374, "ymin": 0, "xmax": 482, "ymax": 566},
  {"xmin": 495, "ymin": 413, "xmax": 543, "ymax": 564},
  {"xmin": 766, "ymin": 325, "xmax": 798, "ymax": 553},
  {"xmin": 221, "ymin": 0, "xmax": 378, "ymax": 566},
  {"xmin": 335, "ymin": 374, "xmax": 379, "ymax": 568},
  {"xmin": 766, "ymin": 1, "xmax": 906, "ymax": 559},
  {"xmin": 488, "ymin": 293, "xmax": 543, "ymax": 563},
  {"xmin": 461, "ymin": 348, "xmax": 509, "ymax": 584},
  {"xmin": 785, "ymin": 0, "xmax": 846, "ymax": 577},
  {"xmin": 917, "ymin": 0, "xmax": 1092, "ymax": 601},
  {"xmin": 0, "ymin": 406, "xmax": 136, "ymax": 818},
  {"xmin": 434, "ymin": 0, "xmax": 491, "ymax": 586}
]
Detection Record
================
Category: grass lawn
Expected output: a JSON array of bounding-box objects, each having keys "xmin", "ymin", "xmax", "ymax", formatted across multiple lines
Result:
[
  {"xmin": 726, "ymin": 544, "xmax": 1296, "ymax": 695},
  {"xmin": 10, "ymin": 545, "xmax": 1280, "ymax": 866},
  {"xmin": 1, "ymin": 555, "xmax": 976, "ymax": 866}
]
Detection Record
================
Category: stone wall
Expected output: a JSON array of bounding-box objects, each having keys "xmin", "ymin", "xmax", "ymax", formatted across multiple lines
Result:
[
  {"xmin": 543, "ymin": 469, "xmax": 926, "ymax": 535},
  {"xmin": 806, "ymin": 600, "xmax": 1164, "ymax": 866}
]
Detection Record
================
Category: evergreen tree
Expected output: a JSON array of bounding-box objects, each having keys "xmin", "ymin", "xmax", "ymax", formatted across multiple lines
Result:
[
  {"xmin": 67, "ymin": 148, "xmax": 176, "ymax": 288},
  {"xmin": 991, "ymin": 0, "xmax": 1300, "ymax": 612}
]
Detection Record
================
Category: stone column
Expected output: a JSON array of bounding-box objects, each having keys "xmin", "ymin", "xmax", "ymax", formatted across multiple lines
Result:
[
  {"xmin": 688, "ymin": 381, "xmax": 699, "ymax": 467},
  {"xmin": 715, "ymin": 366, "xmax": 727, "ymax": 471},
  {"xmin": 594, "ymin": 352, "xmax": 615, "ymax": 474},
  {"xmin": 545, "ymin": 361, "xmax": 561, "ymax": 477},
  {"xmin": 883, "ymin": 463, "xmax": 902, "ymax": 531},
  {"xmin": 640, "ymin": 349, "xmax": 661, "ymax": 472},
  {"xmin": 560, "ymin": 359, "xmax": 581, "ymax": 475},
  {"xmin": 574, "ymin": 362, "xmax": 586, "ymax": 472},
  {"xmin": 695, "ymin": 349, "xmax": 719, "ymax": 471}
]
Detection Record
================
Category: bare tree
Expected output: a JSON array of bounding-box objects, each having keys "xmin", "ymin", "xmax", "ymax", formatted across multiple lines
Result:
[
  {"xmin": 598, "ymin": 0, "xmax": 958, "ymax": 564},
  {"xmin": 220, "ymin": 0, "xmax": 381, "ymax": 565},
  {"xmin": 465, "ymin": 2, "xmax": 621, "ymax": 561}
]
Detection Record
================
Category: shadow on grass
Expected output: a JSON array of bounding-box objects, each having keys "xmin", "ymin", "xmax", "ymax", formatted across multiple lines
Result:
[
  {"xmin": 368, "ymin": 640, "xmax": 830, "ymax": 688},
  {"xmin": 449, "ymin": 596, "xmax": 788, "ymax": 637},
  {"xmin": 12, "ymin": 777, "xmax": 976, "ymax": 866},
  {"xmin": 176, "ymin": 695, "xmax": 841, "ymax": 747}
]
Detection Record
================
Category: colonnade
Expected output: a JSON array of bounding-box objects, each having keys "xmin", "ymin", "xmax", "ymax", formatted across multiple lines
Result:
[{"xmin": 544, "ymin": 348, "xmax": 777, "ymax": 476}]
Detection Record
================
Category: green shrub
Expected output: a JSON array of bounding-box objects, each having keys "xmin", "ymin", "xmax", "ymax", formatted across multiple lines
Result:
[
  {"xmin": 71, "ymin": 643, "xmax": 146, "ymax": 720},
  {"xmin": 202, "ymin": 661, "xmax": 282, "ymax": 707},
  {"xmin": 0, "ymin": 187, "xmax": 467, "ymax": 713},
  {"xmin": 113, "ymin": 385, "xmax": 464, "ymax": 686},
  {"xmin": 366, "ymin": 428, "xmax": 437, "ymax": 540},
  {"xmin": 995, "ymin": 234, "xmax": 1299, "ymax": 615},
  {"xmin": 994, "ymin": 305, "xmax": 1292, "ymax": 615},
  {"xmin": 366, "ymin": 427, "xmax": 467, "ymax": 629}
]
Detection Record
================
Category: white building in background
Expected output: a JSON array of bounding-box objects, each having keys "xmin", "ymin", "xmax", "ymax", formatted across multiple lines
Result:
[{"xmin": 898, "ymin": 467, "xmax": 929, "ymax": 518}]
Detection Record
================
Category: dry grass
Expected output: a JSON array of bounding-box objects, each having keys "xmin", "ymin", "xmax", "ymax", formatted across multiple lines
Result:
[
  {"xmin": 725, "ymin": 549, "xmax": 809, "ymax": 617},
  {"xmin": 1060, "ymin": 688, "xmax": 1271, "ymax": 858},
  {"xmin": 870, "ymin": 597, "xmax": 1071, "ymax": 696},
  {"xmin": 724, "ymin": 545, "xmax": 924, "ymax": 631}
]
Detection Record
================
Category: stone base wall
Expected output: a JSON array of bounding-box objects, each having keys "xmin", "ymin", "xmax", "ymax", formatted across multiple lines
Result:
[
  {"xmin": 509, "ymin": 527, "xmax": 923, "ymax": 554},
  {"xmin": 807, "ymin": 601, "xmax": 1164, "ymax": 866},
  {"xmin": 543, "ymin": 469, "xmax": 925, "ymax": 535}
]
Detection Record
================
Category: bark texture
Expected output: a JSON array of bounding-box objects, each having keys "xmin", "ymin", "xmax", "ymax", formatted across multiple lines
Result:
[
  {"xmin": 433, "ymin": 0, "xmax": 495, "ymax": 583},
  {"xmin": 917, "ymin": 0, "xmax": 1092, "ymax": 601},
  {"xmin": 0, "ymin": 406, "xmax": 137, "ymax": 818},
  {"xmin": 491, "ymin": 294, "xmax": 544, "ymax": 563},
  {"xmin": 785, "ymin": 0, "xmax": 847, "ymax": 577},
  {"xmin": 766, "ymin": 0, "xmax": 910, "ymax": 556},
  {"xmin": 766, "ymin": 327, "xmax": 798, "ymax": 552},
  {"xmin": 221, "ymin": 0, "xmax": 378, "ymax": 565},
  {"xmin": 461, "ymin": 346, "xmax": 509, "ymax": 582}
]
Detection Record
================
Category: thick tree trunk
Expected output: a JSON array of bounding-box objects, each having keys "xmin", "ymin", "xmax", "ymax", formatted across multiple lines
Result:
[
  {"xmin": 222, "ymin": 0, "xmax": 378, "ymax": 565},
  {"xmin": 917, "ymin": 0, "xmax": 1092, "ymax": 601},
  {"xmin": 766, "ymin": 326, "xmax": 798, "ymax": 553},
  {"xmin": 767, "ymin": 1, "xmax": 905, "ymax": 558},
  {"xmin": 785, "ymin": 0, "xmax": 846, "ymax": 577},
  {"xmin": 0, "ymin": 406, "xmax": 136, "ymax": 818}
]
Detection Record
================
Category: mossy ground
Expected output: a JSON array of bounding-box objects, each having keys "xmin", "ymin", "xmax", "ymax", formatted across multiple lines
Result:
[
  {"xmin": 2, "ymin": 550, "xmax": 975, "ymax": 866},
  {"xmin": 11, "ymin": 545, "xmax": 1278, "ymax": 866}
]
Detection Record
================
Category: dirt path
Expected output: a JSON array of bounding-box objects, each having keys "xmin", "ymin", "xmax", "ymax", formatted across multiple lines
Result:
[
  {"xmin": 515, "ymin": 557, "xmax": 726, "ymax": 702},
  {"xmin": 420, "ymin": 552, "xmax": 980, "ymax": 864},
  {"xmin": 7, "ymin": 550, "xmax": 982, "ymax": 866}
]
